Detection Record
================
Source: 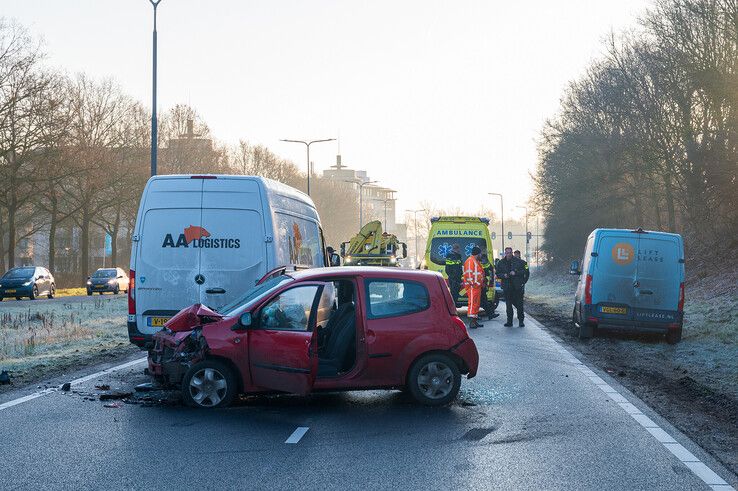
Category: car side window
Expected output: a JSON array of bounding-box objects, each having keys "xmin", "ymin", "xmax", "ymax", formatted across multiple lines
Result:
[
  {"xmin": 259, "ymin": 285, "xmax": 320, "ymax": 331},
  {"xmin": 365, "ymin": 280, "xmax": 429, "ymax": 319}
]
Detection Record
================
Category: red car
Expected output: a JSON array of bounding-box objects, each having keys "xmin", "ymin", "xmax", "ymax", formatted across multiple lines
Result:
[{"xmin": 148, "ymin": 267, "xmax": 479, "ymax": 408}]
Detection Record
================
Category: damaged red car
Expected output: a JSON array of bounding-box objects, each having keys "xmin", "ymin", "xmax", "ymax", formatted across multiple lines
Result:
[{"xmin": 148, "ymin": 267, "xmax": 479, "ymax": 408}]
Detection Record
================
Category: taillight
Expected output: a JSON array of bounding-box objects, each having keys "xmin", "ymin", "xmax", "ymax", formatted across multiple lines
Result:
[
  {"xmin": 452, "ymin": 316, "xmax": 468, "ymax": 335},
  {"xmin": 584, "ymin": 274, "xmax": 593, "ymax": 305},
  {"xmin": 678, "ymin": 282, "xmax": 685, "ymax": 311},
  {"xmin": 128, "ymin": 269, "xmax": 136, "ymax": 315}
]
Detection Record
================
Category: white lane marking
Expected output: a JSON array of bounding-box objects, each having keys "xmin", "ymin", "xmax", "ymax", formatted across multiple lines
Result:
[
  {"xmin": 285, "ymin": 426, "xmax": 309, "ymax": 444},
  {"xmin": 525, "ymin": 316, "xmax": 735, "ymax": 490},
  {"xmin": 0, "ymin": 356, "xmax": 147, "ymax": 412}
]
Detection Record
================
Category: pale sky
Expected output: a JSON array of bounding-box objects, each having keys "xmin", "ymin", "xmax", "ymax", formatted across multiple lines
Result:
[{"xmin": 3, "ymin": 0, "xmax": 650, "ymax": 220}]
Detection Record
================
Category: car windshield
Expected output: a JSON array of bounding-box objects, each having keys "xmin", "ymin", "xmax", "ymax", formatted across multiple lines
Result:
[
  {"xmin": 220, "ymin": 275, "xmax": 294, "ymax": 316},
  {"xmin": 92, "ymin": 269, "xmax": 117, "ymax": 278},
  {"xmin": 2, "ymin": 267, "xmax": 35, "ymax": 279}
]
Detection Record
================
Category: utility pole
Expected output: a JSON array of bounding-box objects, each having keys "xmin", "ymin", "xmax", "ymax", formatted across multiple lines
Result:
[
  {"xmin": 345, "ymin": 180, "xmax": 377, "ymax": 228},
  {"xmin": 280, "ymin": 138, "xmax": 335, "ymax": 195},
  {"xmin": 149, "ymin": 0, "xmax": 162, "ymax": 177},
  {"xmin": 517, "ymin": 206, "xmax": 529, "ymax": 262},
  {"xmin": 488, "ymin": 193, "xmax": 505, "ymax": 253}
]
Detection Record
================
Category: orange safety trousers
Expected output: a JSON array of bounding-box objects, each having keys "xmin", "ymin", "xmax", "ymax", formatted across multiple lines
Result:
[
  {"xmin": 467, "ymin": 286, "xmax": 481, "ymax": 318},
  {"xmin": 463, "ymin": 256, "xmax": 484, "ymax": 319}
]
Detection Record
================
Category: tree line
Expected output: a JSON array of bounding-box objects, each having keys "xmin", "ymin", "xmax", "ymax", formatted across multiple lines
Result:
[
  {"xmin": 0, "ymin": 20, "xmax": 358, "ymax": 281},
  {"xmin": 534, "ymin": 0, "xmax": 738, "ymax": 263}
]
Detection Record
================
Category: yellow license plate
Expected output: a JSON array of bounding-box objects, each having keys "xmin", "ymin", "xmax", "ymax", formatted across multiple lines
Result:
[
  {"xmin": 94, "ymin": 285, "xmax": 106, "ymax": 289},
  {"xmin": 148, "ymin": 317, "xmax": 170, "ymax": 327},
  {"xmin": 601, "ymin": 306, "xmax": 627, "ymax": 315},
  {"xmin": 5, "ymin": 289, "xmax": 16, "ymax": 293}
]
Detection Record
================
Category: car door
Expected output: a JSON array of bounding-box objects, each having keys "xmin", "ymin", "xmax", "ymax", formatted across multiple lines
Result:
[
  {"xmin": 634, "ymin": 235, "xmax": 681, "ymax": 322},
  {"xmin": 594, "ymin": 233, "xmax": 638, "ymax": 321},
  {"xmin": 247, "ymin": 282, "xmax": 324, "ymax": 395}
]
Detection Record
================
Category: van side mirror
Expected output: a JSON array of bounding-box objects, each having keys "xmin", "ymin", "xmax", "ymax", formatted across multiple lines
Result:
[
  {"xmin": 569, "ymin": 260, "xmax": 581, "ymax": 275},
  {"xmin": 340, "ymin": 242, "xmax": 347, "ymax": 257},
  {"xmin": 330, "ymin": 253, "xmax": 341, "ymax": 267},
  {"xmin": 401, "ymin": 243, "xmax": 408, "ymax": 259}
]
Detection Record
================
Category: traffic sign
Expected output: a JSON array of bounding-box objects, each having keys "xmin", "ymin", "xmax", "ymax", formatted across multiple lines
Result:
[{"xmin": 507, "ymin": 231, "xmax": 513, "ymax": 240}]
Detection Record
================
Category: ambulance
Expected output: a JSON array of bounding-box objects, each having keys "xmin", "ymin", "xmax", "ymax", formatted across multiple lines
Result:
[
  {"xmin": 127, "ymin": 175, "xmax": 328, "ymax": 348},
  {"xmin": 422, "ymin": 216, "xmax": 495, "ymax": 307}
]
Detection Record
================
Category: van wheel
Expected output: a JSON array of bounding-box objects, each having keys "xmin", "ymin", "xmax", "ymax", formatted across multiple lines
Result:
[
  {"xmin": 578, "ymin": 322, "xmax": 593, "ymax": 340},
  {"xmin": 182, "ymin": 360, "xmax": 237, "ymax": 409},
  {"xmin": 407, "ymin": 353, "xmax": 461, "ymax": 406},
  {"xmin": 666, "ymin": 327, "xmax": 682, "ymax": 345}
]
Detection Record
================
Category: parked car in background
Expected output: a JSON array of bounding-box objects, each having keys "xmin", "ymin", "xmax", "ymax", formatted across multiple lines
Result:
[
  {"xmin": 571, "ymin": 228, "xmax": 685, "ymax": 344},
  {"xmin": 148, "ymin": 267, "xmax": 479, "ymax": 408},
  {"xmin": 0, "ymin": 266, "xmax": 55, "ymax": 300},
  {"xmin": 128, "ymin": 174, "xmax": 328, "ymax": 349},
  {"xmin": 87, "ymin": 267, "xmax": 129, "ymax": 295}
]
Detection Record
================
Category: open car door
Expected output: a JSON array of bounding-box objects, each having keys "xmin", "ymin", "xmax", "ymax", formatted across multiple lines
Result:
[{"xmin": 248, "ymin": 282, "xmax": 325, "ymax": 395}]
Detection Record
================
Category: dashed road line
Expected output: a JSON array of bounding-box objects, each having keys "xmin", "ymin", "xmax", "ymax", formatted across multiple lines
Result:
[
  {"xmin": 0, "ymin": 356, "xmax": 147, "ymax": 412},
  {"xmin": 285, "ymin": 426, "xmax": 310, "ymax": 444},
  {"xmin": 526, "ymin": 316, "xmax": 735, "ymax": 490}
]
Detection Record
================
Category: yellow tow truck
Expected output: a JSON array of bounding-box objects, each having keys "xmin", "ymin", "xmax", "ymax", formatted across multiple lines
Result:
[{"xmin": 340, "ymin": 220, "xmax": 407, "ymax": 267}]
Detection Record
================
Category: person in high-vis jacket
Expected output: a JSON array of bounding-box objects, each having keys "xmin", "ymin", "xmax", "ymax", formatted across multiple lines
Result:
[
  {"xmin": 463, "ymin": 246, "xmax": 484, "ymax": 329},
  {"xmin": 444, "ymin": 243, "xmax": 463, "ymax": 306},
  {"xmin": 480, "ymin": 249, "xmax": 500, "ymax": 320}
]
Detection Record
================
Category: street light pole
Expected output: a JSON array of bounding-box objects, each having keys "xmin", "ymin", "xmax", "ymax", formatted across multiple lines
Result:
[
  {"xmin": 149, "ymin": 0, "xmax": 162, "ymax": 177},
  {"xmin": 405, "ymin": 208, "xmax": 426, "ymax": 264},
  {"xmin": 488, "ymin": 193, "xmax": 505, "ymax": 253},
  {"xmin": 344, "ymin": 180, "xmax": 378, "ymax": 228},
  {"xmin": 280, "ymin": 138, "xmax": 336, "ymax": 195}
]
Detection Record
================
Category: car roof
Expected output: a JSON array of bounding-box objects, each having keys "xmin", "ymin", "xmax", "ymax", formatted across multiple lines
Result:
[{"xmin": 287, "ymin": 267, "xmax": 442, "ymax": 282}]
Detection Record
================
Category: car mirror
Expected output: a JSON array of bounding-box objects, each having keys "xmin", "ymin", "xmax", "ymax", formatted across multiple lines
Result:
[
  {"xmin": 330, "ymin": 253, "xmax": 341, "ymax": 267},
  {"xmin": 569, "ymin": 260, "xmax": 581, "ymax": 275},
  {"xmin": 401, "ymin": 243, "xmax": 408, "ymax": 259},
  {"xmin": 233, "ymin": 312, "xmax": 252, "ymax": 330},
  {"xmin": 117, "ymin": 275, "xmax": 124, "ymax": 279}
]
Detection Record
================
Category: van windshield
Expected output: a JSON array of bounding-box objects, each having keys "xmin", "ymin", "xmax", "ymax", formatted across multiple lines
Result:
[
  {"xmin": 429, "ymin": 237, "xmax": 488, "ymax": 266},
  {"xmin": 220, "ymin": 275, "xmax": 294, "ymax": 316}
]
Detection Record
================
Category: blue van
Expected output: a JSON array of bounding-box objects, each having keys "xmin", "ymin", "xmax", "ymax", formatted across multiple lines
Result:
[{"xmin": 571, "ymin": 228, "xmax": 685, "ymax": 344}]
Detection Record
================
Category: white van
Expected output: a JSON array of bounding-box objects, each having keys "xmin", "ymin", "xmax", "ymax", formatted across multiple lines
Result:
[{"xmin": 128, "ymin": 175, "xmax": 328, "ymax": 348}]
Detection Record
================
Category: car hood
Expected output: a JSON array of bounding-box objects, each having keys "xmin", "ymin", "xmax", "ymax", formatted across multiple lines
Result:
[{"xmin": 164, "ymin": 304, "xmax": 223, "ymax": 332}]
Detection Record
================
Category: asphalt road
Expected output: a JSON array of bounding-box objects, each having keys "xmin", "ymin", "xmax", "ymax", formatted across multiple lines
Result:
[{"xmin": 1, "ymin": 309, "xmax": 735, "ymax": 490}]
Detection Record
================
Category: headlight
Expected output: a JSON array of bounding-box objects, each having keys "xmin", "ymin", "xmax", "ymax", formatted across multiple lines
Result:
[
  {"xmin": 108, "ymin": 279, "xmax": 117, "ymax": 284},
  {"xmin": 390, "ymin": 256, "xmax": 397, "ymax": 264},
  {"xmin": 86, "ymin": 281, "xmax": 92, "ymax": 285},
  {"xmin": 22, "ymin": 281, "xmax": 32, "ymax": 286},
  {"xmin": 345, "ymin": 256, "xmax": 352, "ymax": 263}
]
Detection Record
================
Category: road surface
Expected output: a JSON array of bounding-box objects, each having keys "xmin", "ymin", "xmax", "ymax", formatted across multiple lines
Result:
[{"xmin": 0, "ymin": 311, "xmax": 735, "ymax": 490}]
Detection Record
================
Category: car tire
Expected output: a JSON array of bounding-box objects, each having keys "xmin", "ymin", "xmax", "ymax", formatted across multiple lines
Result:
[
  {"xmin": 48, "ymin": 284, "xmax": 55, "ymax": 299},
  {"xmin": 87, "ymin": 289, "xmax": 92, "ymax": 296},
  {"xmin": 407, "ymin": 353, "xmax": 461, "ymax": 407},
  {"xmin": 666, "ymin": 327, "xmax": 682, "ymax": 345},
  {"xmin": 16, "ymin": 297, "xmax": 22, "ymax": 300},
  {"xmin": 578, "ymin": 322, "xmax": 593, "ymax": 340},
  {"xmin": 114, "ymin": 286, "xmax": 120, "ymax": 295},
  {"xmin": 182, "ymin": 360, "xmax": 237, "ymax": 409},
  {"xmin": 30, "ymin": 285, "xmax": 38, "ymax": 300}
]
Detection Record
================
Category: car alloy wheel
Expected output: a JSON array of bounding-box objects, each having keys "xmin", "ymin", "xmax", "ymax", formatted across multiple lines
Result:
[
  {"xmin": 182, "ymin": 360, "xmax": 237, "ymax": 409},
  {"xmin": 30, "ymin": 285, "xmax": 38, "ymax": 300},
  {"xmin": 48, "ymin": 285, "xmax": 55, "ymax": 299},
  {"xmin": 408, "ymin": 353, "xmax": 461, "ymax": 406}
]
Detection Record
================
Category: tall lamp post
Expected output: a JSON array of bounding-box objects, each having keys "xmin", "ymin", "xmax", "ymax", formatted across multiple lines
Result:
[
  {"xmin": 280, "ymin": 138, "xmax": 336, "ymax": 195},
  {"xmin": 149, "ymin": 0, "xmax": 162, "ymax": 177},
  {"xmin": 405, "ymin": 208, "xmax": 426, "ymax": 264},
  {"xmin": 344, "ymin": 180, "xmax": 377, "ymax": 228},
  {"xmin": 488, "ymin": 193, "xmax": 505, "ymax": 252},
  {"xmin": 517, "ymin": 205, "xmax": 529, "ymax": 262}
]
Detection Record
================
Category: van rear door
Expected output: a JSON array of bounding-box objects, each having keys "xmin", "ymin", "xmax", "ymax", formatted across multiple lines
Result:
[
  {"xmin": 199, "ymin": 178, "xmax": 268, "ymax": 312},
  {"xmin": 593, "ymin": 232, "xmax": 638, "ymax": 321},
  {"xmin": 633, "ymin": 234, "xmax": 682, "ymax": 323},
  {"xmin": 136, "ymin": 178, "xmax": 204, "ymax": 335}
]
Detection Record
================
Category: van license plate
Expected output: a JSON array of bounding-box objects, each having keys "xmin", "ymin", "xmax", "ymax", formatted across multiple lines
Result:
[
  {"xmin": 601, "ymin": 306, "xmax": 627, "ymax": 315},
  {"xmin": 147, "ymin": 317, "xmax": 170, "ymax": 327}
]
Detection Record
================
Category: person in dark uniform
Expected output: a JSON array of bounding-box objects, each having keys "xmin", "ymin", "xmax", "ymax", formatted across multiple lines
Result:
[
  {"xmin": 444, "ymin": 243, "xmax": 463, "ymax": 307},
  {"xmin": 514, "ymin": 250, "xmax": 530, "ymax": 292},
  {"xmin": 479, "ymin": 249, "xmax": 500, "ymax": 319},
  {"xmin": 496, "ymin": 247, "xmax": 526, "ymax": 327}
]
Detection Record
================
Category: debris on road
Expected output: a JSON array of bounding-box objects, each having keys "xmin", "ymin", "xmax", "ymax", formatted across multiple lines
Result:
[
  {"xmin": 94, "ymin": 384, "xmax": 110, "ymax": 391},
  {"xmin": 103, "ymin": 402, "xmax": 122, "ymax": 408},
  {"xmin": 99, "ymin": 391, "xmax": 133, "ymax": 401},
  {"xmin": 134, "ymin": 382, "xmax": 156, "ymax": 392},
  {"xmin": 0, "ymin": 370, "xmax": 10, "ymax": 385},
  {"xmin": 60, "ymin": 382, "xmax": 71, "ymax": 391}
]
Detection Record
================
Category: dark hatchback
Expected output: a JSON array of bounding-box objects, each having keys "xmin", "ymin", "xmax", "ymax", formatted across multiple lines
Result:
[{"xmin": 0, "ymin": 267, "xmax": 56, "ymax": 300}]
